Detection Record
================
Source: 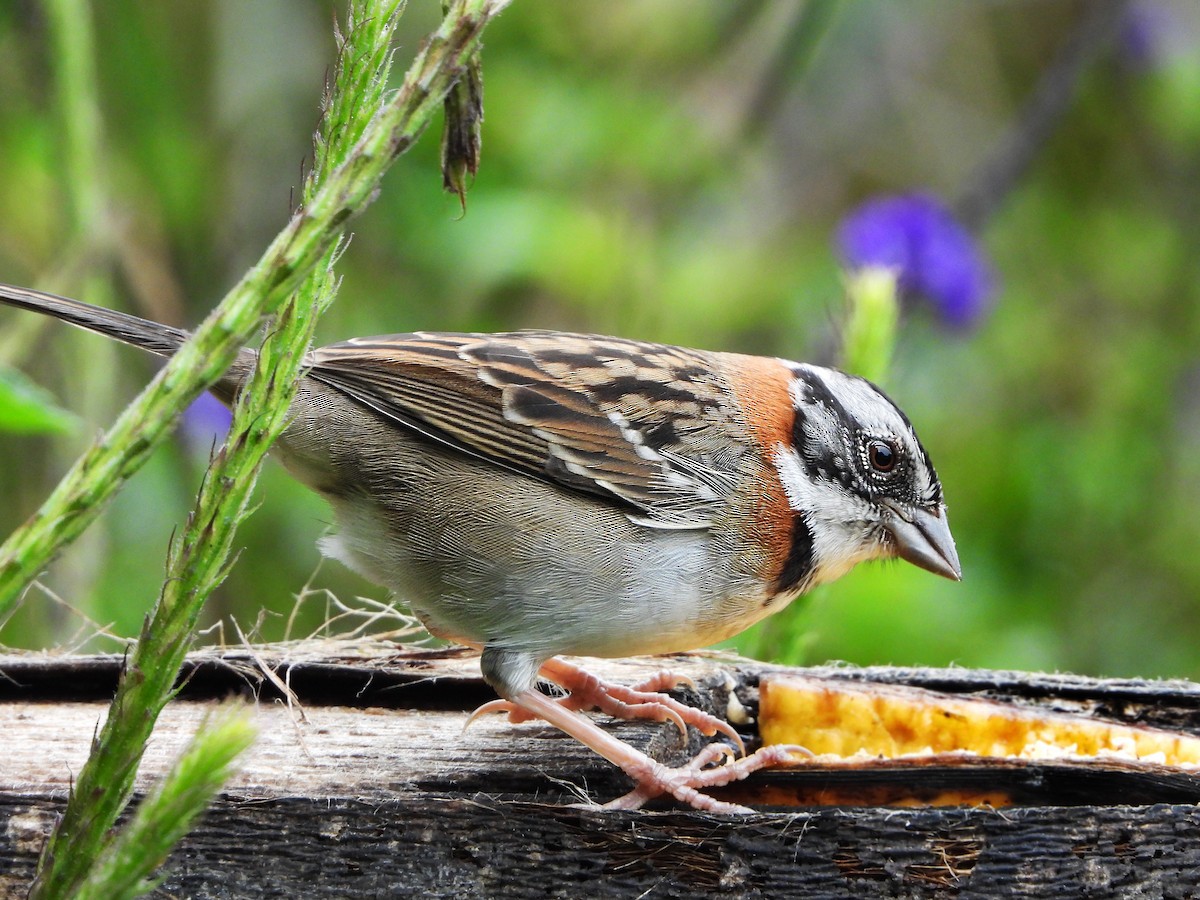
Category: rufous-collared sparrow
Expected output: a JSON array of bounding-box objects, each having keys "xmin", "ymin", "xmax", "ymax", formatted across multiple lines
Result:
[{"xmin": 0, "ymin": 283, "xmax": 960, "ymax": 812}]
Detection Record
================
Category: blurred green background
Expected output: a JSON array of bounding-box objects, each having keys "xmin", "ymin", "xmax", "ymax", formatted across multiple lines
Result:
[{"xmin": 0, "ymin": 0, "xmax": 1198, "ymax": 679}]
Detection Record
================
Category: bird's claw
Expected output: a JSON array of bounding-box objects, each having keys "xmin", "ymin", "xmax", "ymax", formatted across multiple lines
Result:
[{"xmin": 603, "ymin": 743, "xmax": 811, "ymax": 813}]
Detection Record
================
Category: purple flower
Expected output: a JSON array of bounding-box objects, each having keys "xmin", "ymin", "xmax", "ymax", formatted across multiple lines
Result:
[
  {"xmin": 836, "ymin": 193, "xmax": 995, "ymax": 329},
  {"xmin": 181, "ymin": 391, "xmax": 232, "ymax": 453},
  {"xmin": 1119, "ymin": 1, "xmax": 1176, "ymax": 71}
]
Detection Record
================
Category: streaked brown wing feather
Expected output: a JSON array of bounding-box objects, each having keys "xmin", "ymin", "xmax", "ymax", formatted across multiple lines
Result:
[
  {"xmin": 308, "ymin": 331, "xmax": 750, "ymax": 528},
  {"xmin": 307, "ymin": 333, "xmax": 551, "ymax": 481}
]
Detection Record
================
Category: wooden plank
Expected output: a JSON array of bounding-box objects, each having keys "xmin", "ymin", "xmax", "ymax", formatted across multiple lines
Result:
[{"xmin": 2, "ymin": 648, "xmax": 1200, "ymax": 897}]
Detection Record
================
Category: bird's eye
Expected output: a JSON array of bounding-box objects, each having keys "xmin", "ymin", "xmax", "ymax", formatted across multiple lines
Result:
[{"xmin": 867, "ymin": 439, "xmax": 898, "ymax": 473}]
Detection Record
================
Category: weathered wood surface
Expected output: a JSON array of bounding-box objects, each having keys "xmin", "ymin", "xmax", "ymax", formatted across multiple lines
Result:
[{"xmin": 2, "ymin": 647, "xmax": 1200, "ymax": 898}]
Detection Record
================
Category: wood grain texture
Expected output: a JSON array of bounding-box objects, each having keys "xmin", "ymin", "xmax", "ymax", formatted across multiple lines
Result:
[{"xmin": 2, "ymin": 648, "xmax": 1200, "ymax": 898}]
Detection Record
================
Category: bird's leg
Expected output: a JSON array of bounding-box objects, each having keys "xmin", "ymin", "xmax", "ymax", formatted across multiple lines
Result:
[
  {"xmin": 502, "ymin": 685, "xmax": 806, "ymax": 813},
  {"xmin": 467, "ymin": 656, "xmax": 745, "ymax": 753}
]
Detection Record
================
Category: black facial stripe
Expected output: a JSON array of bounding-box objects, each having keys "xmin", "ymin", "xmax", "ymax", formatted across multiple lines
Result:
[
  {"xmin": 798, "ymin": 371, "xmax": 850, "ymax": 428},
  {"xmin": 796, "ymin": 368, "xmax": 944, "ymax": 507},
  {"xmin": 813, "ymin": 453, "xmax": 856, "ymax": 493},
  {"xmin": 789, "ymin": 405, "xmax": 806, "ymax": 452},
  {"xmin": 773, "ymin": 513, "xmax": 815, "ymax": 596},
  {"xmin": 855, "ymin": 378, "xmax": 943, "ymax": 503},
  {"xmin": 794, "ymin": 373, "xmax": 857, "ymax": 487},
  {"xmin": 791, "ymin": 403, "xmax": 857, "ymax": 494}
]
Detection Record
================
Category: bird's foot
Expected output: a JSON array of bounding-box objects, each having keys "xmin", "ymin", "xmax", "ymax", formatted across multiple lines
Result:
[
  {"xmin": 497, "ymin": 684, "xmax": 809, "ymax": 813},
  {"xmin": 465, "ymin": 657, "xmax": 744, "ymax": 754},
  {"xmin": 602, "ymin": 742, "xmax": 809, "ymax": 813}
]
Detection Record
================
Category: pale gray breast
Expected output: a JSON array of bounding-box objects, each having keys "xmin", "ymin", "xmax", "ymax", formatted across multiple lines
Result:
[{"xmin": 314, "ymin": 430, "xmax": 746, "ymax": 659}]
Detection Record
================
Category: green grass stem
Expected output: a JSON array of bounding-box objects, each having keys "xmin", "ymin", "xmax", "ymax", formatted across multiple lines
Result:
[{"xmin": 24, "ymin": 1, "xmax": 510, "ymax": 895}]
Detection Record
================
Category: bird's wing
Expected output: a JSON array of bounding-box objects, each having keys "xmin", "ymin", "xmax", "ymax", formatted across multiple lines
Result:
[{"xmin": 307, "ymin": 331, "xmax": 749, "ymax": 529}]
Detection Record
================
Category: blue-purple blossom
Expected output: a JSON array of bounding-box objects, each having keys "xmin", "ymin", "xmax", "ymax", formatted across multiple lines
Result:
[
  {"xmin": 836, "ymin": 193, "xmax": 994, "ymax": 330},
  {"xmin": 181, "ymin": 391, "xmax": 232, "ymax": 453},
  {"xmin": 1119, "ymin": 1, "xmax": 1176, "ymax": 71}
]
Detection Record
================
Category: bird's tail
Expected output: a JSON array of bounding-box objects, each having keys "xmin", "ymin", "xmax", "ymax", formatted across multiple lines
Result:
[
  {"xmin": 0, "ymin": 282, "xmax": 251, "ymax": 400},
  {"xmin": 0, "ymin": 282, "xmax": 191, "ymax": 357}
]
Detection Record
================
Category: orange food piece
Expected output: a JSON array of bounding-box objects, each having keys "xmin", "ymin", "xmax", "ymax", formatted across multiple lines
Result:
[{"xmin": 759, "ymin": 677, "xmax": 1200, "ymax": 765}]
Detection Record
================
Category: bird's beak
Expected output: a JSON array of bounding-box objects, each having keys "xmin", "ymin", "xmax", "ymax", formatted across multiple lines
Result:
[{"xmin": 882, "ymin": 501, "xmax": 962, "ymax": 581}]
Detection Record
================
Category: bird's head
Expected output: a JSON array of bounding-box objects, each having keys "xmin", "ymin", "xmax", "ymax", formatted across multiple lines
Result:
[{"xmin": 773, "ymin": 363, "xmax": 960, "ymax": 590}]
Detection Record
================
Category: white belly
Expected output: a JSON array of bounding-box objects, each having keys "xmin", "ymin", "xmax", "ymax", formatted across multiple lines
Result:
[{"xmin": 319, "ymin": 486, "xmax": 753, "ymax": 659}]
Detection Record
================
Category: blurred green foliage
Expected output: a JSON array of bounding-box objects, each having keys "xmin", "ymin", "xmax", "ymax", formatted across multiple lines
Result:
[
  {"xmin": 0, "ymin": 367, "xmax": 76, "ymax": 433},
  {"xmin": 0, "ymin": 1, "xmax": 1199, "ymax": 679}
]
